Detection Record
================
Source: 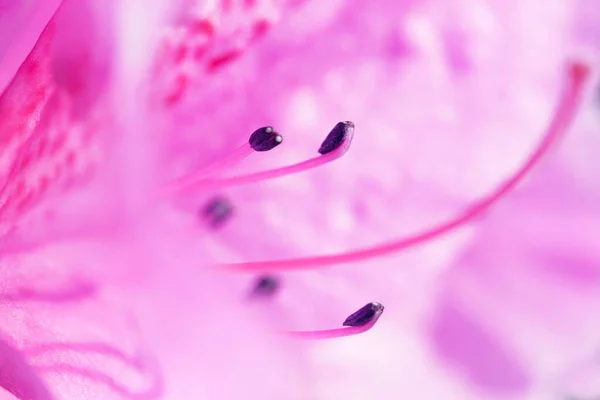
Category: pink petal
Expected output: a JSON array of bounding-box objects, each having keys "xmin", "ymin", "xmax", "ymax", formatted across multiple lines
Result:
[
  {"xmin": 430, "ymin": 159, "xmax": 600, "ymax": 393},
  {"xmin": 0, "ymin": 23, "xmax": 58, "ymax": 229},
  {"xmin": 0, "ymin": 0, "xmax": 120, "ymax": 249},
  {"xmin": 50, "ymin": 0, "xmax": 117, "ymax": 117},
  {"xmin": 0, "ymin": 0, "xmax": 62, "ymax": 96},
  {"xmin": 431, "ymin": 294, "xmax": 530, "ymax": 392},
  {"xmin": 0, "ymin": 246, "xmax": 164, "ymax": 399},
  {"xmin": 1, "ymin": 0, "xmax": 597, "ymax": 399},
  {"xmin": 0, "ymin": 337, "xmax": 51, "ymax": 400}
]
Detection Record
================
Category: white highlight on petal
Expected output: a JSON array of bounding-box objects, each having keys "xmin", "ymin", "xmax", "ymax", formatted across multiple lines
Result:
[
  {"xmin": 111, "ymin": 0, "xmax": 176, "ymax": 214},
  {"xmin": 287, "ymin": 88, "xmax": 321, "ymax": 130},
  {"xmin": 312, "ymin": 328, "xmax": 481, "ymax": 400}
]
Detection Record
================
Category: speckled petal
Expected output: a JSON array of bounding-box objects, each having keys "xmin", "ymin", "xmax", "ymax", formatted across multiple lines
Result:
[{"xmin": 0, "ymin": 0, "xmax": 62, "ymax": 96}]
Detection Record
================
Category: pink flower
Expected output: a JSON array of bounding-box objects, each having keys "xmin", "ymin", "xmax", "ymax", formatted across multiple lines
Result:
[{"xmin": 0, "ymin": 0, "xmax": 599, "ymax": 399}]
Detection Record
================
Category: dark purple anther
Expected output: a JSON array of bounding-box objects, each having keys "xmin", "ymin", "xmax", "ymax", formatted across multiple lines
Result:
[
  {"xmin": 318, "ymin": 121, "xmax": 354, "ymax": 155},
  {"xmin": 249, "ymin": 126, "xmax": 283, "ymax": 152},
  {"xmin": 343, "ymin": 302, "xmax": 384, "ymax": 327},
  {"xmin": 202, "ymin": 196, "xmax": 233, "ymax": 228},
  {"xmin": 251, "ymin": 275, "xmax": 279, "ymax": 297}
]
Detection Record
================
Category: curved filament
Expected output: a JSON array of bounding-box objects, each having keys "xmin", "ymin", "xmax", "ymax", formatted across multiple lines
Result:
[{"xmin": 220, "ymin": 62, "xmax": 590, "ymax": 272}]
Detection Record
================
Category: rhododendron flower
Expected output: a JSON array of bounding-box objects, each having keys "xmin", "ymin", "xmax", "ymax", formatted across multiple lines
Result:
[{"xmin": 1, "ymin": 0, "xmax": 599, "ymax": 399}]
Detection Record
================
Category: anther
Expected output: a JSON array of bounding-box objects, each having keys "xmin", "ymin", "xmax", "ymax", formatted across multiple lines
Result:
[
  {"xmin": 250, "ymin": 275, "xmax": 280, "ymax": 298},
  {"xmin": 285, "ymin": 301, "xmax": 385, "ymax": 340},
  {"xmin": 249, "ymin": 126, "xmax": 283, "ymax": 152},
  {"xmin": 343, "ymin": 302, "xmax": 384, "ymax": 327},
  {"xmin": 318, "ymin": 121, "xmax": 354, "ymax": 155},
  {"xmin": 201, "ymin": 196, "xmax": 233, "ymax": 228}
]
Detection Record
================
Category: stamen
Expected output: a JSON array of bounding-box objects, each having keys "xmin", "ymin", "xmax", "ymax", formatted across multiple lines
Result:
[
  {"xmin": 220, "ymin": 62, "xmax": 590, "ymax": 272},
  {"xmin": 249, "ymin": 126, "xmax": 283, "ymax": 152},
  {"xmin": 162, "ymin": 126, "xmax": 282, "ymax": 196},
  {"xmin": 285, "ymin": 302, "xmax": 384, "ymax": 340},
  {"xmin": 172, "ymin": 121, "xmax": 354, "ymax": 193},
  {"xmin": 201, "ymin": 196, "xmax": 234, "ymax": 228},
  {"xmin": 249, "ymin": 274, "xmax": 279, "ymax": 298}
]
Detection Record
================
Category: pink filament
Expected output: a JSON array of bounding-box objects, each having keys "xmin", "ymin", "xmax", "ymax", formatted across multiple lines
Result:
[
  {"xmin": 163, "ymin": 125, "xmax": 353, "ymax": 195},
  {"xmin": 161, "ymin": 143, "xmax": 254, "ymax": 196},
  {"xmin": 222, "ymin": 61, "xmax": 590, "ymax": 272},
  {"xmin": 285, "ymin": 308, "xmax": 384, "ymax": 340}
]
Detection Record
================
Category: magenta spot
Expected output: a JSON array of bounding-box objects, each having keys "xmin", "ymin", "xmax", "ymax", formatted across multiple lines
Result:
[
  {"xmin": 189, "ymin": 19, "xmax": 215, "ymax": 38},
  {"xmin": 172, "ymin": 44, "xmax": 188, "ymax": 64},
  {"xmin": 165, "ymin": 74, "xmax": 189, "ymax": 106},
  {"xmin": 251, "ymin": 20, "xmax": 270, "ymax": 41},
  {"xmin": 206, "ymin": 50, "xmax": 242, "ymax": 73}
]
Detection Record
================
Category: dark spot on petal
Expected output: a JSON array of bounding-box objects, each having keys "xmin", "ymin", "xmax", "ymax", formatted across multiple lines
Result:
[
  {"xmin": 318, "ymin": 121, "xmax": 354, "ymax": 155},
  {"xmin": 343, "ymin": 302, "xmax": 384, "ymax": 327},
  {"xmin": 249, "ymin": 126, "xmax": 283, "ymax": 152},
  {"xmin": 251, "ymin": 275, "xmax": 280, "ymax": 297},
  {"xmin": 202, "ymin": 196, "xmax": 233, "ymax": 229}
]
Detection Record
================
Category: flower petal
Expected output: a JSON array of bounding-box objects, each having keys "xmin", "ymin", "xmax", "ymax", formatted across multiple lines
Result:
[
  {"xmin": 0, "ymin": 248, "xmax": 164, "ymax": 400},
  {"xmin": 0, "ymin": 0, "xmax": 62, "ymax": 96},
  {"xmin": 430, "ymin": 297, "xmax": 530, "ymax": 392},
  {"xmin": 0, "ymin": 0, "xmax": 120, "ymax": 249},
  {"xmin": 50, "ymin": 0, "xmax": 118, "ymax": 117},
  {"xmin": 0, "ymin": 336, "xmax": 52, "ymax": 400},
  {"xmin": 0, "ymin": 23, "xmax": 57, "ymax": 228},
  {"xmin": 431, "ymin": 161, "xmax": 600, "ymax": 394}
]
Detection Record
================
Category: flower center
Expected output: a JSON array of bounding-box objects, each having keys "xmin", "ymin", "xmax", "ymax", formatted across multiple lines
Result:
[{"xmin": 161, "ymin": 61, "xmax": 590, "ymax": 340}]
